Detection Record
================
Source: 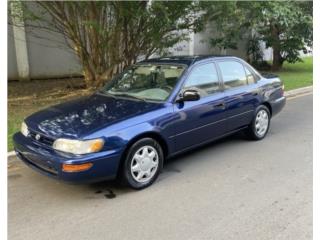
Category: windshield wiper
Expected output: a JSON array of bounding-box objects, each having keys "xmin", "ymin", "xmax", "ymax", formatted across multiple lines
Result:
[
  {"xmin": 96, "ymin": 90, "xmax": 116, "ymax": 99},
  {"xmin": 111, "ymin": 93, "xmax": 146, "ymax": 102}
]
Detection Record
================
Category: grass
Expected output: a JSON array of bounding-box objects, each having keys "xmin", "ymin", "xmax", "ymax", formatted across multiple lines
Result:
[
  {"xmin": 8, "ymin": 102, "xmax": 60, "ymax": 153},
  {"xmin": 8, "ymin": 114, "xmax": 24, "ymax": 153},
  {"xmin": 7, "ymin": 57, "xmax": 313, "ymax": 152},
  {"xmin": 272, "ymin": 56, "xmax": 313, "ymax": 91}
]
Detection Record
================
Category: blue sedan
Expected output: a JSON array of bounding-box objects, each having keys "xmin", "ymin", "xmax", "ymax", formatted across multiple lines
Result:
[{"xmin": 13, "ymin": 55, "xmax": 286, "ymax": 189}]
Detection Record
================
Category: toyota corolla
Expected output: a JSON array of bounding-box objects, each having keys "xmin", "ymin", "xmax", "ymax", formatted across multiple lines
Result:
[{"xmin": 13, "ymin": 56, "xmax": 286, "ymax": 189}]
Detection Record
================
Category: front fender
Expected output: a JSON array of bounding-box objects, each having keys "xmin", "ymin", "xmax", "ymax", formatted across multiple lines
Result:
[
  {"xmin": 114, "ymin": 122, "xmax": 164, "ymax": 144},
  {"xmin": 89, "ymin": 121, "xmax": 173, "ymax": 157}
]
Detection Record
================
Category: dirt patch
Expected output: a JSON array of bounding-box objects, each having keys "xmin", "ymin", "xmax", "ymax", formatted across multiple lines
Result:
[
  {"xmin": 8, "ymin": 78, "xmax": 94, "ymax": 113},
  {"xmin": 8, "ymin": 78, "xmax": 91, "ymax": 103}
]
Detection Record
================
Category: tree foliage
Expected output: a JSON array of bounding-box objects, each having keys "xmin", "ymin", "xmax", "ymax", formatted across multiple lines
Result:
[
  {"xmin": 204, "ymin": 1, "xmax": 313, "ymax": 70},
  {"xmin": 9, "ymin": 1, "xmax": 204, "ymax": 88}
]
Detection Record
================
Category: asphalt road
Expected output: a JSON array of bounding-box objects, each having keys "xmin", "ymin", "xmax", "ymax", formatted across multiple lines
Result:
[{"xmin": 8, "ymin": 94, "xmax": 312, "ymax": 240}]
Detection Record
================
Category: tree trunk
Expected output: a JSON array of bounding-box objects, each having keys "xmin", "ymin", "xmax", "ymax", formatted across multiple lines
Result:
[
  {"xmin": 82, "ymin": 64, "xmax": 95, "ymax": 89},
  {"xmin": 95, "ymin": 67, "xmax": 115, "ymax": 88},
  {"xmin": 272, "ymin": 49, "xmax": 282, "ymax": 71},
  {"xmin": 271, "ymin": 24, "xmax": 283, "ymax": 71}
]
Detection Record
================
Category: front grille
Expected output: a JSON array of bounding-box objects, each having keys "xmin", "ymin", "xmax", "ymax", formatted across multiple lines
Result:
[
  {"xmin": 16, "ymin": 151, "xmax": 58, "ymax": 175},
  {"xmin": 29, "ymin": 130, "xmax": 54, "ymax": 146}
]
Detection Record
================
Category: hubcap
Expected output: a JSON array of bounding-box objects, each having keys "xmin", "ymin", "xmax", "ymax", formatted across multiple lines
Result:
[
  {"xmin": 130, "ymin": 146, "xmax": 159, "ymax": 183},
  {"xmin": 255, "ymin": 109, "xmax": 269, "ymax": 137}
]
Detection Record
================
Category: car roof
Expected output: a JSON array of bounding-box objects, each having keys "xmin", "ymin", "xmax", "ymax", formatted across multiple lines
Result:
[{"xmin": 139, "ymin": 55, "xmax": 236, "ymax": 66}]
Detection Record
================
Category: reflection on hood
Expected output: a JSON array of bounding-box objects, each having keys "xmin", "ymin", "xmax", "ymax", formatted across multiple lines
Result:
[{"xmin": 26, "ymin": 94, "xmax": 161, "ymax": 138}]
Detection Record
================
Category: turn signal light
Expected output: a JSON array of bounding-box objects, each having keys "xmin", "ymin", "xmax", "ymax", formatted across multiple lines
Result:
[
  {"xmin": 90, "ymin": 140, "xmax": 104, "ymax": 153},
  {"xmin": 62, "ymin": 163, "xmax": 93, "ymax": 172}
]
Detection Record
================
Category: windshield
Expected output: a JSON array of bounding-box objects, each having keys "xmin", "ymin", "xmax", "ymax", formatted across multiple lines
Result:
[{"xmin": 101, "ymin": 64, "xmax": 186, "ymax": 101}]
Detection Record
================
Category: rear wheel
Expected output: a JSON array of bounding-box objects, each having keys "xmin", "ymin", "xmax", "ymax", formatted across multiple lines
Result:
[
  {"xmin": 245, "ymin": 105, "xmax": 270, "ymax": 140},
  {"xmin": 121, "ymin": 138, "xmax": 163, "ymax": 189}
]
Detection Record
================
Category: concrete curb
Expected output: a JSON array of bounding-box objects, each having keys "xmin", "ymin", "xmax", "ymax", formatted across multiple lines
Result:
[
  {"xmin": 7, "ymin": 85, "xmax": 313, "ymax": 158},
  {"xmin": 284, "ymin": 86, "xmax": 313, "ymax": 98},
  {"xmin": 8, "ymin": 151, "xmax": 16, "ymax": 157}
]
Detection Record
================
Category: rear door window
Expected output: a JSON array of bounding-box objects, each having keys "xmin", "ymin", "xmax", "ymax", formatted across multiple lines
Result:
[
  {"xmin": 218, "ymin": 61, "xmax": 247, "ymax": 89},
  {"xmin": 244, "ymin": 66, "xmax": 256, "ymax": 84}
]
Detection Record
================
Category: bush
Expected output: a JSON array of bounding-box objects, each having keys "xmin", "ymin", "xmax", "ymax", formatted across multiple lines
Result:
[{"xmin": 251, "ymin": 60, "xmax": 271, "ymax": 71}]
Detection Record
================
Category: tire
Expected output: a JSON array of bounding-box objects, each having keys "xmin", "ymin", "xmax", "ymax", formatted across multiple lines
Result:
[
  {"xmin": 121, "ymin": 138, "xmax": 163, "ymax": 190},
  {"xmin": 245, "ymin": 105, "xmax": 271, "ymax": 140}
]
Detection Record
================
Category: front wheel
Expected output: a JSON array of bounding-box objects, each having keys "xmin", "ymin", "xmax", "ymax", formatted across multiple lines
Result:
[
  {"xmin": 245, "ymin": 105, "xmax": 270, "ymax": 140},
  {"xmin": 121, "ymin": 138, "xmax": 163, "ymax": 190}
]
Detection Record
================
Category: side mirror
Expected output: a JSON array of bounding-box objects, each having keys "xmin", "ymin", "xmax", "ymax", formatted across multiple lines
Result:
[{"xmin": 177, "ymin": 89, "xmax": 200, "ymax": 102}]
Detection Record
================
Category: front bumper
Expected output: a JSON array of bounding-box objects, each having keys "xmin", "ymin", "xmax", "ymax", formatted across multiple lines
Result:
[{"xmin": 13, "ymin": 133, "xmax": 123, "ymax": 184}]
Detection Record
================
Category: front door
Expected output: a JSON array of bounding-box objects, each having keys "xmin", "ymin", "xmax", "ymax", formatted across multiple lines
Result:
[{"xmin": 171, "ymin": 62, "xmax": 228, "ymax": 152}]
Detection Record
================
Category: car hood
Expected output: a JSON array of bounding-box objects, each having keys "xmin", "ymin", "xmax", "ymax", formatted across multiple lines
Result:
[{"xmin": 25, "ymin": 93, "xmax": 162, "ymax": 139}]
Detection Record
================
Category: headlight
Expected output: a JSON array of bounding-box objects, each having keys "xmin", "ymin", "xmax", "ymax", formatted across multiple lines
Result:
[
  {"xmin": 53, "ymin": 138, "xmax": 104, "ymax": 155},
  {"xmin": 21, "ymin": 122, "xmax": 29, "ymax": 137}
]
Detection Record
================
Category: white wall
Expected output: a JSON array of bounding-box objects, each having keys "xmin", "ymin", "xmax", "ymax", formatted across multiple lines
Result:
[
  {"xmin": 193, "ymin": 24, "xmax": 223, "ymax": 55},
  {"xmin": 25, "ymin": 27, "xmax": 82, "ymax": 79},
  {"xmin": 8, "ymin": 2, "xmax": 82, "ymax": 81},
  {"xmin": 8, "ymin": 24, "xmax": 19, "ymax": 80},
  {"xmin": 169, "ymin": 24, "xmax": 248, "ymax": 59},
  {"xmin": 8, "ymin": 26, "xmax": 82, "ymax": 80}
]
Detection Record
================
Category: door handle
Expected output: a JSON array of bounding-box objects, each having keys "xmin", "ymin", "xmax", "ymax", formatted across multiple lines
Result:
[{"xmin": 213, "ymin": 102, "xmax": 225, "ymax": 109}]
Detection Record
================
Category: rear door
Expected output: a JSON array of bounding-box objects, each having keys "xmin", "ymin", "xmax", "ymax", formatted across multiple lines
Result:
[{"xmin": 216, "ymin": 60, "xmax": 258, "ymax": 132}]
